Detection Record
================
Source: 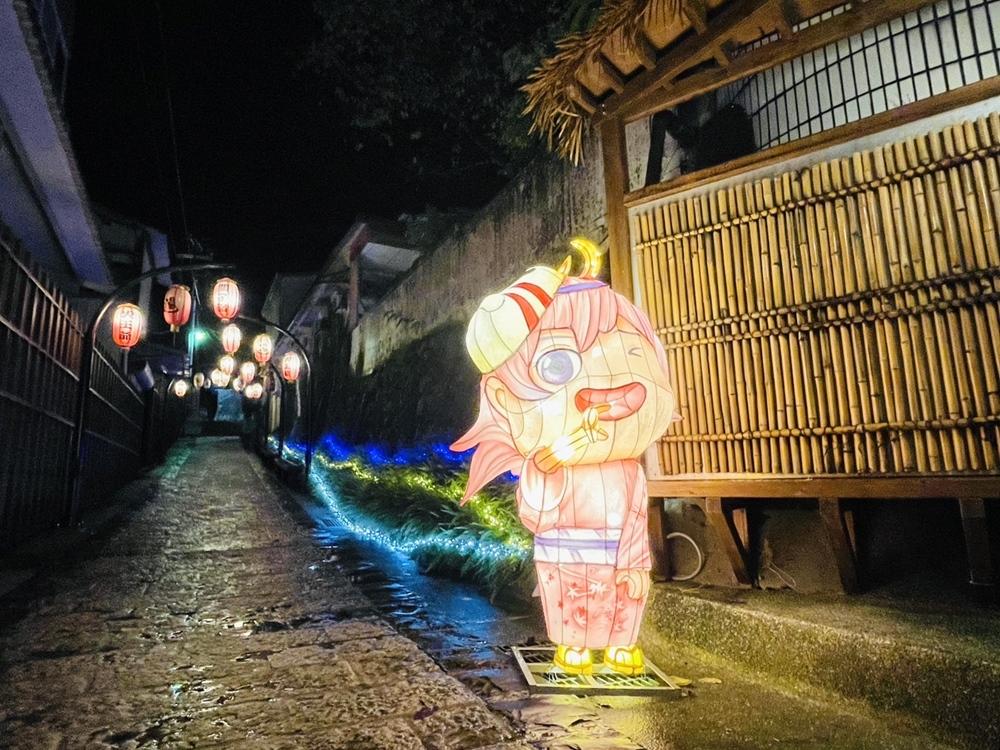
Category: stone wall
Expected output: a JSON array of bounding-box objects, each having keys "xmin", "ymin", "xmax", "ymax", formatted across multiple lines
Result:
[{"xmin": 351, "ymin": 127, "xmax": 655, "ymax": 377}]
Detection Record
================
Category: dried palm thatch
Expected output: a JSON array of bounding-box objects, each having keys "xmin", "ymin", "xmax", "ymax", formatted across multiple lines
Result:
[{"xmin": 522, "ymin": 0, "xmax": 682, "ymax": 164}]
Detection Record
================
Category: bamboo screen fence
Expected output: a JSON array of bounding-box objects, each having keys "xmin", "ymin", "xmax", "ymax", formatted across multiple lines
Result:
[{"xmin": 631, "ymin": 113, "xmax": 1000, "ymax": 479}]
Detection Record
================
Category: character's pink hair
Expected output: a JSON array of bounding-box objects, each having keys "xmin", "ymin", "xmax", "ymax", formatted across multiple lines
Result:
[{"xmin": 450, "ymin": 278, "xmax": 667, "ymax": 502}]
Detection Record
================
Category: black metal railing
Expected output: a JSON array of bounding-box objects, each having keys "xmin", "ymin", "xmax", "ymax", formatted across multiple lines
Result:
[{"xmin": 0, "ymin": 227, "xmax": 184, "ymax": 549}]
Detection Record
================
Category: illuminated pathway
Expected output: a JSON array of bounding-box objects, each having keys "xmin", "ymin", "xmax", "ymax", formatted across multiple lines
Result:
[
  {"xmin": 0, "ymin": 438, "xmax": 963, "ymax": 749},
  {"xmin": 0, "ymin": 438, "xmax": 518, "ymax": 748}
]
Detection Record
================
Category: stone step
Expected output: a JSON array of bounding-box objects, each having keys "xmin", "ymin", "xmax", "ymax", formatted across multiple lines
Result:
[{"xmin": 644, "ymin": 583, "xmax": 1000, "ymax": 749}]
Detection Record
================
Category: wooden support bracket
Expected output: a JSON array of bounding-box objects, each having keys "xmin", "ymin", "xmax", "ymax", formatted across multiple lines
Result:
[
  {"xmin": 818, "ymin": 497, "xmax": 860, "ymax": 593},
  {"xmin": 703, "ymin": 497, "xmax": 753, "ymax": 585},
  {"xmin": 636, "ymin": 32, "xmax": 659, "ymax": 70},
  {"xmin": 680, "ymin": 0, "xmax": 709, "ymax": 33},
  {"xmin": 648, "ymin": 497, "xmax": 671, "ymax": 581},
  {"xmin": 597, "ymin": 53, "xmax": 626, "ymax": 94},
  {"xmin": 958, "ymin": 498, "xmax": 995, "ymax": 591}
]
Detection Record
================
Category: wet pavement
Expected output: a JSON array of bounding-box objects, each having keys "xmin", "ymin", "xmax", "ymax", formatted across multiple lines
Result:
[
  {"xmin": 0, "ymin": 438, "xmax": 518, "ymax": 749},
  {"xmin": 0, "ymin": 438, "xmax": 964, "ymax": 749}
]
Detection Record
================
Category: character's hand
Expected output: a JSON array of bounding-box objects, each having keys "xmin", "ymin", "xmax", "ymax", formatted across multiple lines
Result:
[
  {"xmin": 615, "ymin": 569, "xmax": 650, "ymax": 600},
  {"xmin": 533, "ymin": 405, "xmax": 610, "ymax": 473}
]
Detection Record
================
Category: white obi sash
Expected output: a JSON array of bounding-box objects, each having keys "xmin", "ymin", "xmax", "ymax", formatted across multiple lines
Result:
[{"xmin": 533, "ymin": 527, "xmax": 622, "ymax": 566}]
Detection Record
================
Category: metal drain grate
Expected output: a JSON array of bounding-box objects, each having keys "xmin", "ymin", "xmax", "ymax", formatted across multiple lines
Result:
[{"xmin": 511, "ymin": 646, "xmax": 683, "ymax": 696}]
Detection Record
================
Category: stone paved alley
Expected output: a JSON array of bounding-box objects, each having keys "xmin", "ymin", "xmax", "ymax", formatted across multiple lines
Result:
[
  {"xmin": 0, "ymin": 439, "xmax": 519, "ymax": 749},
  {"xmin": 0, "ymin": 439, "xmax": 973, "ymax": 749}
]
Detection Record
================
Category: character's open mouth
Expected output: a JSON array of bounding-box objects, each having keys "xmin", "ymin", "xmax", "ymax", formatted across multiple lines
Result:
[{"xmin": 575, "ymin": 383, "xmax": 647, "ymax": 421}]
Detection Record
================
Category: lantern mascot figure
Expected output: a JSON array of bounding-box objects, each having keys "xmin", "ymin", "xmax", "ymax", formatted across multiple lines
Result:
[{"xmin": 452, "ymin": 238, "xmax": 676, "ymax": 677}]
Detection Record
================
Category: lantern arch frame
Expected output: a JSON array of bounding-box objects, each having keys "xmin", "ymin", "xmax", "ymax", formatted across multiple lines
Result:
[
  {"xmin": 236, "ymin": 313, "xmax": 314, "ymax": 472},
  {"xmin": 69, "ymin": 263, "xmax": 236, "ymax": 519},
  {"xmin": 69, "ymin": 264, "xmax": 316, "ymax": 521}
]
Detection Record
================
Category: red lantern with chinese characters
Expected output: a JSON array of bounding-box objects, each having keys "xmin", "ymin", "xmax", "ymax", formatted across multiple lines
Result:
[
  {"xmin": 239, "ymin": 361, "xmax": 256, "ymax": 383},
  {"xmin": 212, "ymin": 277, "xmax": 241, "ymax": 323},
  {"xmin": 281, "ymin": 351, "xmax": 301, "ymax": 382},
  {"xmin": 218, "ymin": 355, "xmax": 236, "ymax": 376},
  {"xmin": 221, "ymin": 324, "xmax": 242, "ymax": 354},
  {"xmin": 112, "ymin": 303, "xmax": 145, "ymax": 350},
  {"xmin": 252, "ymin": 333, "xmax": 273, "ymax": 364},
  {"xmin": 163, "ymin": 284, "xmax": 192, "ymax": 332}
]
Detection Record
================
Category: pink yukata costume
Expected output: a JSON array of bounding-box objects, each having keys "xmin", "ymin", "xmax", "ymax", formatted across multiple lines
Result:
[
  {"xmin": 452, "ymin": 239, "xmax": 676, "ymax": 675},
  {"xmin": 519, "ymin": 459, "xmax": 651, "ymax": 650}
]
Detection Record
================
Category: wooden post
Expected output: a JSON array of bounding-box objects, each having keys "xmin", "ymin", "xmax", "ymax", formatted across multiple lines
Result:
[
  {"xmin": 818, "ymin": 497, "xmax": 860, "ymax": 593},
  {"xmin": 347, "ymin": 255, "xmax": 360, "ymax": 330},
  {"xmin": 958, "ymin": 498, "xmax": 995, "ymax": 594},
  {"xmin": 648, "ymin": 497, "xmax": 671, "ymax": 580},
  {"xmin": 703, "ymin": 497, "xmax": 752, "ymax": 585},
  {"xmin": 600, "ymin": 116, "xmax": 633, "ymax": 300}
]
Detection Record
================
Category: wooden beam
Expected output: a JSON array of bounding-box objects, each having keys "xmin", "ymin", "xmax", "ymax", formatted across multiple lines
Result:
[
  {"xmin": 712, "ymin": 44, "xmax": 732, "ymax": 67},
  {"xmin": 680, "ymin": 0, "xmax": 708, "ymax": 32},
  {"xmin": 601, "ymin": 0, "xmax": 776, "ymax": 120},
  {"xmin": 567, "ymin": 82, "xmax": 599, "ymax": 115},
  {"xmin": 636, "ymin": 32, "xmax": 658, "ymax": 70},
  {"xmin": 958, "ymin": 498, "xmax": 995, "ymax": 591},
  {"xmin": 646, "ymin": 474, "xmax": 1000, "ymax": 499},
  {"xmin": 597, "ymin": 53, "xmax": 626, "ymax": 94},
  {"xmin": 600, "ymin": 117, "xmax": 633, "ymax": 299},
  {"xmin": 703, "ymin": 497, "xmax": 753, "ymax": 585},
  {"xmin": 818, "ymin": 497, "xmax": 860, "ymax": 593},
  {"xmin": 773, "ymin": 0, "xmax": 794, "ymax": 36},
  {"xmin": 616, "ymin": 0, "xmax": 936, "ymax": 123}
]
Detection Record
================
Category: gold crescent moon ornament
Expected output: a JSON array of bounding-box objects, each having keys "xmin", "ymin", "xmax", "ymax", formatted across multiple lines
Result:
[{"xmin": 564, "ymin": 236, "xmax": 605, "ymax": 279}]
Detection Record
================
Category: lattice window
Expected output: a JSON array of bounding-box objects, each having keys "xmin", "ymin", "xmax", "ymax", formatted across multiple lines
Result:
[{"xmin": 723, "ymin": 0, "xmax": 1000, "ymax": 150}]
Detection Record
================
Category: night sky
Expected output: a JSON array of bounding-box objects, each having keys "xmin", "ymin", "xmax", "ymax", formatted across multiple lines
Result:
[{"xmin": 65, "ymin": 0, "xmax": 515, "ymax": 299}]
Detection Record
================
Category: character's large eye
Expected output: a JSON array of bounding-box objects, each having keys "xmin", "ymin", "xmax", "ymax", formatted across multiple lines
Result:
[{"xmin": 535, "ymin": 349, "xmax": 581, "ymax": 385}]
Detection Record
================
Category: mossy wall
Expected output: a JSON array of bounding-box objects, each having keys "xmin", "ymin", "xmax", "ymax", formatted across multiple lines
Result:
[{"xmin": 325, "ymin": 321, "xmax": 480, "ymax": 446}]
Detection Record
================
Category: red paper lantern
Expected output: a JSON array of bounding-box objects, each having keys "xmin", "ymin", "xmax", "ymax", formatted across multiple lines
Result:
[
  {"xmin": 212, "ymin": 277, "xmax": 241, "ymax": 323},
  {"xmin": 111, "ymin": 303, "xmax": 145, "ymax": 350},
  {"xmin": 239, "ymin": 361, "xmax": 257, "ymax": 383},
  {"xmin": 245, "ymin": 382, "xmax": 264, "ymax": 400},
  {"xmin": 221, "ymin": 324, "xmax": 242, "ymax": 354},
  {"xmin": 163, "ymin": 284, "xmax": 192, "ymax": 332},
  {"xmin": 252, "ymin": 333, "xmax": 273, "ymax": 364},
  {"xmin": 281, "ymin": 351, "xmax": 301, "ymax": 382},
  {"xmin": 218, "ymin": 355, "xmax": 236, "ymax": 376},
  {"xmin": 172, "ymin": 379, "xmax": 190, "ymax": 398}
]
